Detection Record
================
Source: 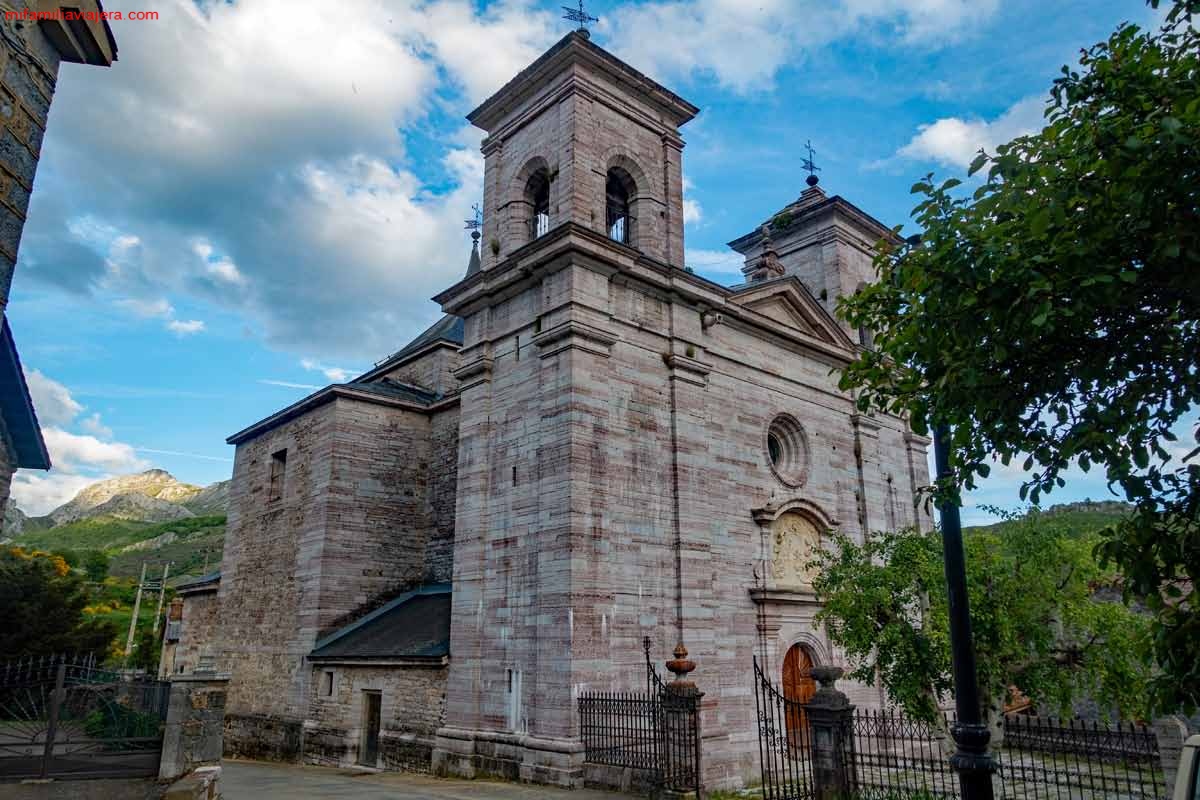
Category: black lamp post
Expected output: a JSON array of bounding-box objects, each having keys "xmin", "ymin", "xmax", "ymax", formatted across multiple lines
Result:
[{"xmin": 932, "ymin": 421, "xmax": 996, "ymax": 800}]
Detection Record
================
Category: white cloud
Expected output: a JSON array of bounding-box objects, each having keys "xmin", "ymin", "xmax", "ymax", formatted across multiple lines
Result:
[
  {"xmin": 19, "ymin": 0, "xmax": 558, "ymax": 360},
  {"xmin": 10, "ymin": 472, "xmax": 101, "ymax": 517},
  {"xmin": 301, "ymin": 358, "xmax": 354, "ymax": 383},
  {"xmin": 79, "ymin": 413, "xmax": 113, "ymax": 439},
  {"xmin": 259, "ymin": 379, "xmax": 323, "ymax": 391},
  {"xmin": 897, "ymin": 95, "xmax": 1046, "ymax": 169},
  {"xmin": 602, "ymin": 0, "xmax": 999, "ymax": 92},
  {"xmin": 686, "ymin": 247, "xmax": 745, "ymax": 279},
  {"xmin": 39, "ymin": 428, "xmax": 149, "ymax": 475},
  {"xmin": 682, "ymin": 176, "xmax": 702, "ymax": 226},
  {"xmin": 116, "ymin": 297, "xmax": 173, "ymax": 319},
  {"xmin": 25, "ymin": 369, "xmax": 83, "ymax": 427},
  {"xmin": 167, "ymin": 319, "xmax": 206, "ymax": 336}
]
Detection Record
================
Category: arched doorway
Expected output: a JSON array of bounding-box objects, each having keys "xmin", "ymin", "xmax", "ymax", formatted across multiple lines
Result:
[{"xmin": 782, "ymin": 643, "xmax": 817, "ymax": 748}]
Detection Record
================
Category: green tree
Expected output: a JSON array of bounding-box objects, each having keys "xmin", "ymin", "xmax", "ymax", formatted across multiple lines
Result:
[
  {"xmin": 0, "ymin": 547, "xmax": 117, "ymax": 657},
  {"xmin": 811, "ymin": 512, "xmax": 1152, "ymax": 754},
  {"xmin": 835, "ymin": 0, "xmax": 1199, "ymax": 713},
  {"xmin": 83, "ymin": 550, "xmax": 110, "ymax": 583}
]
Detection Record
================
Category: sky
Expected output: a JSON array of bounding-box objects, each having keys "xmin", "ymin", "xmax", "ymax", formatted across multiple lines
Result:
[{"xmin": 10, "ymin": 0, "xmax": 1182, "ymax": 523}]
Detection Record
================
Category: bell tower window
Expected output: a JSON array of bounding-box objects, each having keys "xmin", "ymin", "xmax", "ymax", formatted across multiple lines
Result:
[
  {"xmin": 527, "ymin": 170, "xmax": 550, "ymax": 240},
  {"xmin": 606, "ymin": 169, "xmax": 633, "ymax": 245}
]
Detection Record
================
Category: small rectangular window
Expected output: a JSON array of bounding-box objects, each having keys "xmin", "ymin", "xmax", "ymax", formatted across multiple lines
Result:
[
  {"xmin": 506, "ymin": 668, "xmax": 523, "ymax": 732},
  {"xmin": 269, "ymin": 448, "xmax": 287, "ymax": 502},
  {"xmin": 321, "ymin": 670, "xmax": 334, "ymax": 697}
]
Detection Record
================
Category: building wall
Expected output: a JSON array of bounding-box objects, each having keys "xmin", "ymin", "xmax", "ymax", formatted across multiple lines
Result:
[
  {"xmin": 215, "ymin": 394, "xmax": 454, "ymax": 759},
  {"xmin": 0, "ymin": 1, "xmax": 64, "ymax": 309},
  {"xmin": 161, "ymin": 589, "xmax": 220, "ymax": 677},
  {"xmin": 303, "ymin": 664, "xmax": 447, "ymax": 772},
  {"xmin": 379, "ymin": 344, "xmax": 461, "ymax": 398},
  {"xmin": 0, "ymin": 416, "xmax": 16, "ymax": 510}
]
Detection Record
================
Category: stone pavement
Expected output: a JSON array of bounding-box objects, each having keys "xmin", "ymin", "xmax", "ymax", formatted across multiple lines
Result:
[{"xmin": 220, "ymin": 759, "xmax": 630, "ymax": 799}]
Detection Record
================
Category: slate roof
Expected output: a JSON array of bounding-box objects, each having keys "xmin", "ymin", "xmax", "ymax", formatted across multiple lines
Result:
[
  {"xmin": 340, "ymin": 378, "xmax": 440, "ymax": 405},
  {"xmin": 309, "ymin": 584, "xmax": 451, "ymax": 662},
  {"xmin": 177, "ymin": 571, "xmax": 221, "ymax": 594},
  {"xmin": 0, "ymin": 318, "xmax": 50, "ymax": 470}
]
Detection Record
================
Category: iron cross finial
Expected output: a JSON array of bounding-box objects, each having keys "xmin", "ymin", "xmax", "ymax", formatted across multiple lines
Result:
[
  {"xmin": 801, "ymin": 139, "xmax": 821, "ymax": 187},
  {"xmin": 563, "ymin": 0, "xmax": 598, "ymax": 33},
  {"xmin": 463, "ymin": 203, "xmax": 482, "ymax": 234}
]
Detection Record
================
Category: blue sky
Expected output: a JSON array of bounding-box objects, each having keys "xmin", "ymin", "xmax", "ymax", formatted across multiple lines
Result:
[{"xmin": 11, "ymin": 0, "xmax": 1177, "ymax": 521}]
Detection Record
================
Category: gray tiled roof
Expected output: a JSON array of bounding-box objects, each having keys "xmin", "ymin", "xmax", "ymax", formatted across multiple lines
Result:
[
  {"xmin": 309, "ymin": 584, "xmax": 451, "ymax": 661},
  {"xmin": 341, "ymin": 378, "xmax": 440, "ymax": 406}
]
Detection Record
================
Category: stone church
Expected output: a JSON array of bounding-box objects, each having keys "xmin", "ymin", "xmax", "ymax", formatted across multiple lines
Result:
[{"xmin": 171, "ymin": 29, "xmax": 930, "ymax": 792}]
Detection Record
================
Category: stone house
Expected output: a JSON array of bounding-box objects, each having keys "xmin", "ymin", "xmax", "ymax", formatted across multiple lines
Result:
[
  {"xmin": 181, "ymin": 30, "xmax": 930, "ymax": 792},
  {"xmin": 0, "ymin": 2, "xmax": 116, "ymax": 510}
]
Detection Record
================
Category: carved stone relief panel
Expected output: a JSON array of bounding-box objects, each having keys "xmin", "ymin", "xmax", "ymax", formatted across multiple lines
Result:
[{"xmin": 771, "ymin": 511, "xmax": 822, "ymax": 589}]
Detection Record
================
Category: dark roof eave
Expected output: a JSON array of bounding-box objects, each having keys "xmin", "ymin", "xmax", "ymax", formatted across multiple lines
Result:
[
  {"xmin": 0, "ymin": 318, "xmax": 50, "ymax": 469},
  {"xmin": 226, "ymin": 384, "xmax": 452, "ymax": 445},
  {"xmin": 726, "ymin": 195, "xmax": 900, "ymax": 252},
  {"xmin": 307, "ymin": 654, "xmax": 448, "ymax": 667}
]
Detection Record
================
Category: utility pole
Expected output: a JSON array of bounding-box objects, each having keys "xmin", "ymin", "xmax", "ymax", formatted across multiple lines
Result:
[
  {"xmin": 933, "ymin": 423, "xmax": 996, "ymax": 800},
  {"xmin": 123, "ymin": 562, "xmax": 147, "ymax": 665},
  {"xmin": 151, "ymin": 562, "xmax": 170, "ymax": 636}
]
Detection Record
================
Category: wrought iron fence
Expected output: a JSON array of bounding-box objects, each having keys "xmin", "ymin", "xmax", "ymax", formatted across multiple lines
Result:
[
  {"xmin": 755, "ymin": 658, "xmax": 1169, "ymax": 800},
  {"xmin": 753, "ymin": 655, "xmax": 818, "ymax": 800},
  {"xmin": 0, "ymin": 655, "xmax": 171, "ymax": 780},
  {"xmin": 578, "ymin": 638, "xmax": 702, "ymax": 796},
  {"xmin": 847, "ymin": 709, "xmax": 1168, "ymax": 800}
]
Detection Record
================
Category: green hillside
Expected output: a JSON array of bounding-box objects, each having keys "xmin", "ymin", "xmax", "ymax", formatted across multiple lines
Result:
[
  {"xmin": 964, "ymin": 500, "xmax": 1130, "ymax": 538},
  {"xmin": 13, "ymin": 514, "xmax": 226, "ymax": 583}
]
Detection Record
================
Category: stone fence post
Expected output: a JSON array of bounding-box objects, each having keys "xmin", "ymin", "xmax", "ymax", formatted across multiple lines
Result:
[
  {"xmin": 1154, "ymin": 716, "xmax": 1189, "ymax": 792},
  {"xmin": 159, "ymin": 673, "xmax": 230, "ymax": 782},
  {"xmin": 806, "ymin": 666, "xmax": 856, "ymax": 800}
]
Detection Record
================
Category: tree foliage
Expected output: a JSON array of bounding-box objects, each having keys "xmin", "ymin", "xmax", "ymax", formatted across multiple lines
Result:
[
  {"xmin": 0, "ymin": 547, "xmax": 118, "ymax": 657},
  {"xmin": 835, "ymin": 1, "xmax": 1199, "ymax": 713},
  {"xmin": 811, "ymin": 512, "xmax": 1152, "ymax": 745}
]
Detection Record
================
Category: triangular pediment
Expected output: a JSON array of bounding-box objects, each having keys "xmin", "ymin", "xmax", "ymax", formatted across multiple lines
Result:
[{"xmin": 729, "ymin": 277, "xmax": 856, "ymax": 349}]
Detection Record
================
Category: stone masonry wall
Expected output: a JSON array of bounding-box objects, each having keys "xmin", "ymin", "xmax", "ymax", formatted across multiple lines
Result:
[
  {"xmin": 303, "ymin": 664, "xmax": 447, "ymax": 771},
  {"xmin": 0, "ymin": 416, "xmax": 16, "ymax": 510},
  {"xmin": 216, "ymin": 400, "xmax": 336, "ymax": 756},
  {"xmin": 170, "ymin": 589, "xmax": 219, "ymax": 676},
  {"xmin": 480, "ymin": 56, "xmax": 686, "ymax": 271},
  {"xmin": 216, "ymin": 394, "xmax": 450, "ymax": 759},
  {"xmin": 0, "ymin": 2, "xmax": 63, "ymax": 309}
]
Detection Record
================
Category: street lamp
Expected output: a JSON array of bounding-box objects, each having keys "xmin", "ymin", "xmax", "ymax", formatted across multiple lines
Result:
[{"xmin": 932, "ymin": 422, "xmax": 997, "ymax": 800}]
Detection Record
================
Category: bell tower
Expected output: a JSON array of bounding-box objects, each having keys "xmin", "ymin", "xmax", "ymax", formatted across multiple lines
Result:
[{"xmin": 468, "ymin": 30, "xmax": 698, "ymax": 269}]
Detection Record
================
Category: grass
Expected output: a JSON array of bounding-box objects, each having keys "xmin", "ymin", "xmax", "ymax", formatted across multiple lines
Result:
[{"xmin": 14, "ymin": 515, "xmax": 226, "ymax": 580}]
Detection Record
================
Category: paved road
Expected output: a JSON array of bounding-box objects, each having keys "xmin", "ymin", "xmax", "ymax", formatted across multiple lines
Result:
[{"xmin": 221, "ymin": 759, "xmax": 630, "ymax": 799}]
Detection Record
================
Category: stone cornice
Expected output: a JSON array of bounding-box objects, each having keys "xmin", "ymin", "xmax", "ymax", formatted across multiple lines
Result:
[
  {"xmin": 748, "ymin": 587, "xmax": 822, "ymax": 607},
  {"xmin": 663, "ymin": 353, "xmax": 711, "ymax": 386},
  {"xmin": 452, "ymin": 356, "xmax": 495, "ymax": 390},
  {"xmin": 532, "ymin": 320, "xmax": 618, "ymax": 359},
  {"xmin": 226, "ymin": 384, "xmax": 458, "ymax": 445}
]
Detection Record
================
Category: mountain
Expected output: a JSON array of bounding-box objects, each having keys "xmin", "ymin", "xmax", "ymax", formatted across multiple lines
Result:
[
  {"xmin": 43, "ymin": 469, "xmax": 203, "ymax": 526},
  {"xmin": 7, "ymin": 469, "xmax": 229, "ymax": 583},
  {"xmin": 183, "ymin": 480, "xmax": 230, "ymax": 516}
]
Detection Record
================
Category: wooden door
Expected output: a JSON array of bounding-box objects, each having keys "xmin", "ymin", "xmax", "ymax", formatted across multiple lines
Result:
[
  {"xmin": 360, "ymin": 691, "xmax": 381, "ymax": 766},
  {"xmin": 782, "ymin": 644, "xmax": 816, "ymax": 749}
]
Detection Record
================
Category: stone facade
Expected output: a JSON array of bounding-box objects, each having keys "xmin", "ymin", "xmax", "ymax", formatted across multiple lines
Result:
[
  {"xmin": 303, "ymin": 663, "xmax": 447, "ymax": 772},
  {"xmin": 187, "ymin": 30, "xmax": 929, "ymax": 793},
  {"xmin": 161, "ymin": 582, "xmax": 220, "ymax": 678}
]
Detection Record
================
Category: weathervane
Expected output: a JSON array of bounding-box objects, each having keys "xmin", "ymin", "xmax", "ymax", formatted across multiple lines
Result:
[
  {"xmin": 562, "ymin": 0, "xmax": 598, "ymax": 36},
  {"xmin": 801, "ymin": 139, "xmax": 821, "ymax": 187},
  {"xmin": 464, "ymin": 203, "xmax": 482, "ymax": 236}
]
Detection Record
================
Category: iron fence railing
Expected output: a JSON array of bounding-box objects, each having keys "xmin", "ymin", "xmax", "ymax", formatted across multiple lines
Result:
[
  {"xmin": 846, "ymin": 709, "xmax": 1168, "ymax": 800},
  {"xmin": 0, "ymin": 656, "xmax": 171, "ymax": 780},
  {"xmin": 577, "ymin": 638, "xmax": 702, "ymax": 797}
]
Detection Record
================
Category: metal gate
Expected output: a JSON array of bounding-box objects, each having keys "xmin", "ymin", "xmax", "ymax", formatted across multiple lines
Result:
[
  {"xmin": 0, "ymin": 655, "xmax": 170, "ymax": 780},
  {"xmin": 578, "ymin": 638, "xmax": 702, "ymax": 796},
  {"xmin": 753, "ymin": 655, "xmax": 818, "ymax": 800}
]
